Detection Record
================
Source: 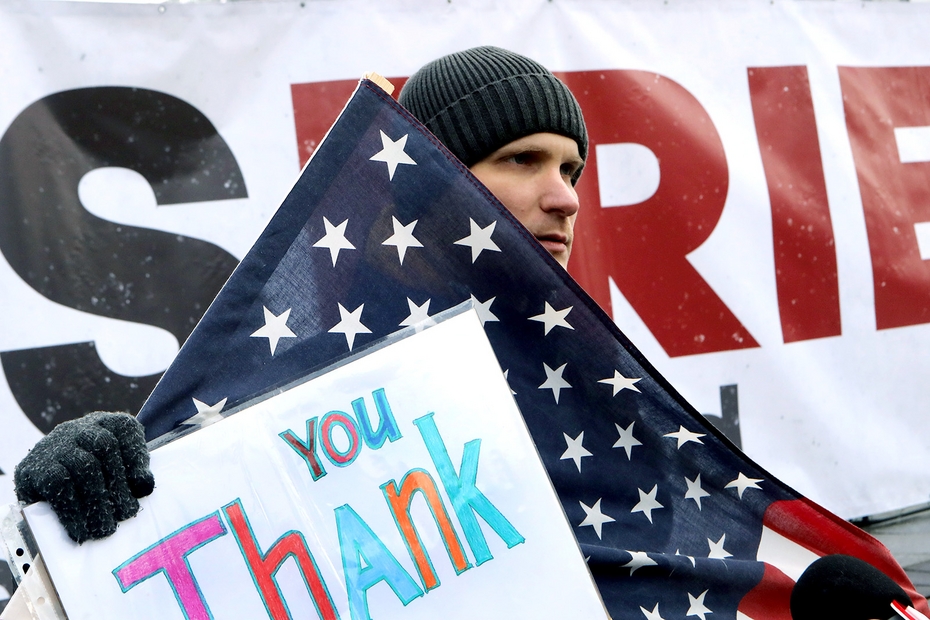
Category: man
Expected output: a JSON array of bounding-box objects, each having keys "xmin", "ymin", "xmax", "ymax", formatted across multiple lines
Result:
[
  {"xmin": 398, "ymin": 45, "xmax": 587, "ymax": 269},
  {"xmin": 13, "ymin": 46, "xmax": 589, "ymax": 542}
]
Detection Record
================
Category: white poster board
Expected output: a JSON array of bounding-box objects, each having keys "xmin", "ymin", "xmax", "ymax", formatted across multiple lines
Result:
[{"xmin": 22, "ymin": 310, "xmax": 608, "ymax": 620}]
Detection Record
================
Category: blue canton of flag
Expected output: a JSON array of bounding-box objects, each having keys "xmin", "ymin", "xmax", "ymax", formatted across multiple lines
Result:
[{"xmin": 138, "ymin": 79, "xmax": 922, "ymax": 619}]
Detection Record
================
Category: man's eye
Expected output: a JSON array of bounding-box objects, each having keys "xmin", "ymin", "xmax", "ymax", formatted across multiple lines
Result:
[
  {"xmin": 561, "ymin": 163, "xmax": 578, "ymax": 177},
  {"xmin": 507, "ymin": 152, "xmax": 532, "ymax": 165}
]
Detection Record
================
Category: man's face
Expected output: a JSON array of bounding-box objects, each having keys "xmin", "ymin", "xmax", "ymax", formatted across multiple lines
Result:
[{"xmin": 469, "ymin": 133, "xmax": 583, "ymax": 269}]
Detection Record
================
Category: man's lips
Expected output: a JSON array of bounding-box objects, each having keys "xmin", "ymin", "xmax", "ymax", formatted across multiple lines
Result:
[{"xmin": 535, "ymin": 233, "xmax": 570, "ymax": 254}]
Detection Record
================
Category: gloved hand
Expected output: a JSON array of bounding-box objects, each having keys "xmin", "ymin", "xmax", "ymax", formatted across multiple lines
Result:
[{"xmin": 14, "ymin": 412, "xmax": 155, "ymax": 544}]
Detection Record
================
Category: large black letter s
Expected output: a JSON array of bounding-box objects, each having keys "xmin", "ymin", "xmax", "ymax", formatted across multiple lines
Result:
[{"xmin": 0, "ymin": 87, "xmax": 246, "ymax": 433}]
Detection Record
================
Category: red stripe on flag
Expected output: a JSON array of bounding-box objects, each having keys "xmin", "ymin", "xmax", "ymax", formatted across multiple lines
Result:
[
  {"xmin": 892, "ymin": 600, "xmax": 930, "ymax": 620},
  {"xmin": 754, "ymin": 498, "xmax": 929, "ymax": 614},
  {"xmin": 892, "ymin": 601, "xmax": 913, "ymax": 619},
  {"xmin": 737, "ymin": 562, "xmax": 795, "ymax": 620}
]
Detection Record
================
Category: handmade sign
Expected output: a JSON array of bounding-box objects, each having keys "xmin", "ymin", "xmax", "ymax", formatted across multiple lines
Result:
[{"xmin": 22, "ymin": 309, "xmax": 608, "ymax": 620}]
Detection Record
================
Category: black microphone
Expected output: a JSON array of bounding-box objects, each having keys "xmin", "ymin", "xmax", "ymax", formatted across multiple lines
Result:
[{"xmin": 790, "ymin": 554, "xmax": 912, "ymax": 620}]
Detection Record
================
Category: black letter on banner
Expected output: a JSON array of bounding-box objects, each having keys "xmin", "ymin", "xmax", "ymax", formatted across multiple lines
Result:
[
  {"xmin": 702, "ymin": 384, "xmax": 742, "ymax": 450},
  {"xmin": 0, "ymin": 87, "xmax": 246, "ymax": 433}
]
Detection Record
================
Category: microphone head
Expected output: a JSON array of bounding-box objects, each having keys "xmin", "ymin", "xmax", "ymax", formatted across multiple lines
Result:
[{"xmin": 790, "ymin": 554, "xmax": 911, "ymax": 620}]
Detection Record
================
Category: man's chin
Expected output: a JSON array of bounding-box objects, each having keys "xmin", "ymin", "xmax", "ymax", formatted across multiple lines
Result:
[{"xmin": 549, "ymin": 250, "xmax": 570, "ymax": 270}]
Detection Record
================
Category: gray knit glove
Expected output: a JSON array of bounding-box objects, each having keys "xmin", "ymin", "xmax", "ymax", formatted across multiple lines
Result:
[{"xmin": 14, "ymin": 412, "xmax": 155, "ymax": 543}]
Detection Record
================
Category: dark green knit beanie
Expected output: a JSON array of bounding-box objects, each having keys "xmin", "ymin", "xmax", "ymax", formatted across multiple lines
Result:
[{"xmin": 399, "ymin": 46, "xmax": 588, "ymax": 182}]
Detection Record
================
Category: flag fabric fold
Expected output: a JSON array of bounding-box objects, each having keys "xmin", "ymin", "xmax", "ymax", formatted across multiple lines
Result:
[{"xmin": 138, "ymin": 79, "xmax": 925, "ymax": 618}]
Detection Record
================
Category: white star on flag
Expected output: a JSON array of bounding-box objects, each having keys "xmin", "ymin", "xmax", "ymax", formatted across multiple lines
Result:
[
  {"xmin": 579, "ymin": 498, "xmax": 615, "ymax": 539},
  {"xmin": 598, "ymin": 369, "xmax": 642, "ymax": 396},
  {"xmin": 503, "ymin": 369, "xmax": 516, "ymax": 395},
  {"xmin": 469, "ymin": 294, "xmax": 499, "ymax": 326},
  {"xmin": 399, "ymin": 298, "xmax": 436, "ymax": 329},
  {"xmin": 675, "ymin": 549, "xmax": 697, "ymax": 567},
  {"xmin": 454, "ymin": 218, "xmax": 500, "ymax": 262},
  {"xmin": 687, "ymin": 590, "xmax": 713, "ymax": 620},
  {"xmin": 623, "ymin": 551, "xmax": 657, "ymax": 575},
  {"xmin": 313, "ymin": 217, "xmax": 355, "ymax": 266},
  {"xmin": 539, "ymin": 362, "xmax": 571, "ymax": 404},
  {"xmin": 560, "ymin": 431, "xmax": 593, "ymax": 472},
  {"xmin": 707, "ymin": 533, "xmax": 732, "ymax": 559},
  {"xmin": 613, "ymin": 421, "xmax": 642, "ymax": 460},
  {"xmin": 664, "ymin": 425, "xmax": 706, "ymax": 449},
  {"xmin": 632, "ymin": 484, "xmax": 664, "ymax": 524},
  {"xmin": 250, "ymin": 306, "xmax": 296, "ymax": 355},
  {"xmin": 529, "ymin": 302, "xmax": 574, "ymax": 335},
  {"xmin": 726, "ymin": 472, "xmax": 764, "ymax": 499},
  {"xmin": 328, "ymin": 303, "xmax": 371, "ymax": 351},
  {"xmin": 181, "ymin": 397, "xmax": 228, "ymax": 427},
  {"xmin": 684, "ymin": 474, "xmax": 711, "ymax": 509},
  {"xmin": 382, "ymin": 216, "xmax": 423, "ymax": 264},
  {"xmin": 640, "ymin": 603, "xmax": 666, "ymax": 620},
  {"xmin": 369, "ymin": 130, "xmax": 417, "ymax": 180}
]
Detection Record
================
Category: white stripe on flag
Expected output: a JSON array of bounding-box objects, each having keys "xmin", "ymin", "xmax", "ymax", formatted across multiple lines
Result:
[
  {"xmin": 755, "ymin": 524, "xmax": 821, "ymax": 581},
  {"xmin": 893, "ymin": 601, "xmax": 930, "ymax": 620}
]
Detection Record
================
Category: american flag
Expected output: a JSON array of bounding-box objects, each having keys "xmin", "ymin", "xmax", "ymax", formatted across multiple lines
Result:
[{"xmin": 138, "ymin": 79, "xmax": 925, "ymax": 618}]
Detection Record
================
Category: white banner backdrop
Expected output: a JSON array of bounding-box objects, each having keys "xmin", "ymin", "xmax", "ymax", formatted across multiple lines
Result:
[{"xmin": 1, "ymin": 0, "xmax": 930, "ymax": 525}]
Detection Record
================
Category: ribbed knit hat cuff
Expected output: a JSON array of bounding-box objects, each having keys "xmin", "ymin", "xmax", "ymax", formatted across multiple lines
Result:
[{"xmin": 420, "ymin": 73, "xmax": 587, "ymax": 172}]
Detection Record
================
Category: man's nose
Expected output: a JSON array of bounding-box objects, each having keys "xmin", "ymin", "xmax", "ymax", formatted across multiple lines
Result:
[{"xmin": 540, "ymin": 169, "xmax": 580, "ymax": 218}]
